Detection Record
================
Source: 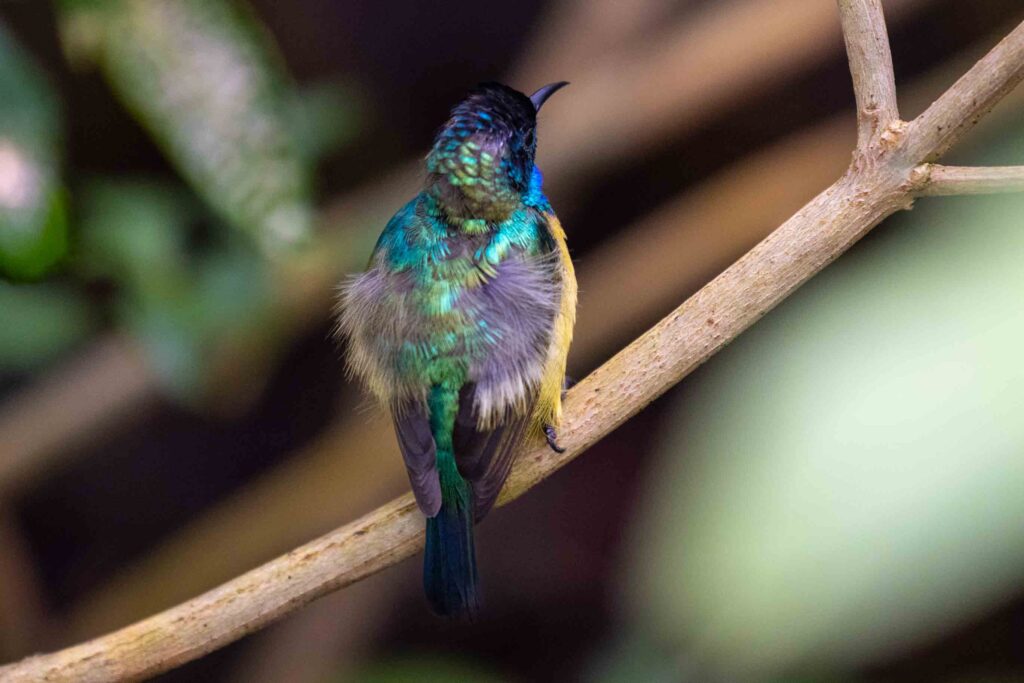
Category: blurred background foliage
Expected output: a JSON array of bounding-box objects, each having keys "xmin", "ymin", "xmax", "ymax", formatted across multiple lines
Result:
[
  {"xmin": 1, "ymin": 0, "xmax": 1024, "ymax": 681},
  {"xmin": 0, "ymin": 22, "xmax": 67, "ymax": 280},
  {"xmin": 627, "ymin": 126, "xmax": 1024, "ymax": 681}
]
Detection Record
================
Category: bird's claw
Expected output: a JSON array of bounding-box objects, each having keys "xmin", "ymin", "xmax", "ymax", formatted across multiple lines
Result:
[
  {"xmin": 544, "ymin": 424, "xmax": 566, "ymax": 453},
  {"xmin": 561, "ymin": 375, "xmax": 576, "ymax": 398}
]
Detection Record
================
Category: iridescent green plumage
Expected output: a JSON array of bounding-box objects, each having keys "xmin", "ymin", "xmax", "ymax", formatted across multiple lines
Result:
[{"xmin": 337, "ymin": 82, "xmax": 575, "ymax": 617}]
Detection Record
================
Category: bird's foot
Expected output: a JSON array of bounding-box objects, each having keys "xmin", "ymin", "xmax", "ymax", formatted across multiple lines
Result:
[
  {"xmin": 544, "ymin": 424, "xmax": 566, "ymax": 453},
  {"xmin": 561, "ymin": 375, "xmax": 576, "ymax": 399}
]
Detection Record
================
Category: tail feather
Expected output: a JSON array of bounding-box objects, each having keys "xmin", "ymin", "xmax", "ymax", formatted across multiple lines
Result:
[
  {"xmin": 424, "ymin": 459, "xmax": 479, "ymax": 618},
  {"xmin": 424, "ymin": 383, "xmax": 480, "ymax": 618}
]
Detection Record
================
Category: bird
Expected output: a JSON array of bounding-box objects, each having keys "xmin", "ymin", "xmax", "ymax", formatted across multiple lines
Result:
[{"xmin": 336, "ymin": 81, "xmax": 576, "ymax": 617}]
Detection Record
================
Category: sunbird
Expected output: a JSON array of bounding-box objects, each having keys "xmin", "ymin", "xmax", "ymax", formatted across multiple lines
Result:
[{"xmin": 337, "ymin": 82, "xmax": 576, "ymax": 617}]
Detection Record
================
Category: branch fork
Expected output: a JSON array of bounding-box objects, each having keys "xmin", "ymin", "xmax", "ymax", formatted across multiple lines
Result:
[{"xmin": 3, "ymin": 3, "xmax": 1024, "ymax": 681}]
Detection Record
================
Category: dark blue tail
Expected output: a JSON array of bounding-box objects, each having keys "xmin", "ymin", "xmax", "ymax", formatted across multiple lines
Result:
[{"xmin": 424, "ymin": 452, "xmax": 479, "ymax": 618}]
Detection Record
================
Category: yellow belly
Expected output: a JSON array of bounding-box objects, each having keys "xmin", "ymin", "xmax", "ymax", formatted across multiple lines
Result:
[{"xmin": 532, "ymin": 212, "xmax": 577, "ymax": 431}]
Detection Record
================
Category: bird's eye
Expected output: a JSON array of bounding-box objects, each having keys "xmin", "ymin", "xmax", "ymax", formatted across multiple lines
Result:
[{"xmin": 524, "ymin": 130, "xmax": 535, "ymax": 147}]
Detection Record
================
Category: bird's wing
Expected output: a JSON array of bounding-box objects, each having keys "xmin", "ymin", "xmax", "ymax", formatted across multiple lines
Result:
[
  {"xmin": 391, "ymin": 400, "xmax": 442, "ymax": 517},
  {"xmin": 453, "ymin": 384, "xmax": 534, "ymax": 521}
]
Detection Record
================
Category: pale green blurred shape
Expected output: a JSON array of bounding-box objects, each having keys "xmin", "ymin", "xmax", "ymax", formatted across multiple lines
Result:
[
  {"xmin": 627, "ymin": 122, "xmax": 1024, "ymax": 679},
  {"xmin": 0, "ymin": 22, "xmax": 68, "ymax": 280},
  {"xmin": 587, "ymin": 632, "xmax": 707, "ymax": 683},
  {"xmin": 0, "ymin": 22, "xmax": 84, "ymax": 363}
]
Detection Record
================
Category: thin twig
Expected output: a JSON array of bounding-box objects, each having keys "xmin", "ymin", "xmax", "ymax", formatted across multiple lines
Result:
[
  {"xmin": 916, "ymin": 164, "xmax": 1024, "ymax": 195},
  {"xmin": 838, "ymin": 0, "xmax": 900, "ymax": 147},
  {"xmin": 4, "ymin": 5, "xmax": 1024, "ymax": 682}
]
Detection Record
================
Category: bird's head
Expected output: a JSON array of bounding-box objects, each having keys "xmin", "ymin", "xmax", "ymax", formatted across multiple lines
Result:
[{"xmin": 426, "ymin": 81, "xmax": 567, "ymax": 222}]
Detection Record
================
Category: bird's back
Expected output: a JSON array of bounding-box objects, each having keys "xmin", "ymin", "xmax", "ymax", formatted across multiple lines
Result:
[{"xmin": 341, "ymin": 191, "xmax": 565, "ymax": 427}]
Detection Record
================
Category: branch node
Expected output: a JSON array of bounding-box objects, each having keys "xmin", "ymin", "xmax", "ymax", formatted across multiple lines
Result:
[
  {"xmin": 878, "ymin": 119, "xmax": 909, "ymax": 151},
  {"xmin": 908, "ymin": 163, "xmax": 932, "ymax": 188}
]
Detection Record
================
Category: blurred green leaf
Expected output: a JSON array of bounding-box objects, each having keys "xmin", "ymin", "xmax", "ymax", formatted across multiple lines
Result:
[
  {"xmin": 76, "ymin": 178, "xmax": 192, "ymax": 297},
  {"xmin": 0, "ymin": 281, "xmax": 92, "ymax": 371},
  {"xmin": 129, "ymin": 245, "xmax": 274, "ymax": 400},
  {"xmin": 625, "ymin": 122, "xmax": 1024, "ymax": 678},
  {"xmin": 57, "ymin": 0, "xmax": 319, "ymax": 253},
  {"xmin": 76, "ymin": 176, "xmax": 275, "ymax": 403},
  {"xmin": 0, "ymin": 22, "xmax": 68, "ymax": 280},
  {"xmin": 0, "ymin": 184, "xmax": 69, "ymax": 280}
]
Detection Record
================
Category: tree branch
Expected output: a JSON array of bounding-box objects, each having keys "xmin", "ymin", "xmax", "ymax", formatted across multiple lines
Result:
[
  {"xmin": 906, "ymin": 19, "xmax": 1024, "ymax": 161},
  {"xmin": 63, "ymin": 32, "xmax": 1024, "ymax": 639},
  {"xmin": 4, "ymin": 6, "xmax": 1024, "ymax": 683},
  {"xmin": 915, "ymin": 164, "xmax": 1024, "ymax": 195},
  {"xmin": 0, "ymin": 176, "xmax": 910, "ymax": 683},
  {"xmin": 59, "ymin": 118, "xmax": 855, "ymax": 645},
  {"xmin": 838, "ymin": 0, "xmax": 900, "ymax": 147}
]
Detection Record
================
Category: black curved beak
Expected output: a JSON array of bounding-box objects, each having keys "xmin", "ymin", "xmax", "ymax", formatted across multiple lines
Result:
[{"xmin": 529, "ymin": 81, "xmax": 569, "ymax": 111}]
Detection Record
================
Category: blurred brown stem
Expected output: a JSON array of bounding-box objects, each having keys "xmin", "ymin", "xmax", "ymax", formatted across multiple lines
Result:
[
  {"xmin": 512, "ymin": 0, "xmax": 681, "ymax": 86},
  {"xmin": 0, "ymin": 513, "xmax": 49, "ymax": 660},
  {"xmin": 0, "ymin": 335, "xmax": 158, "ymax": 496},
  {"xmin": 3, "ymin": 6, "xmax": 1023, "ymax": 681}
]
